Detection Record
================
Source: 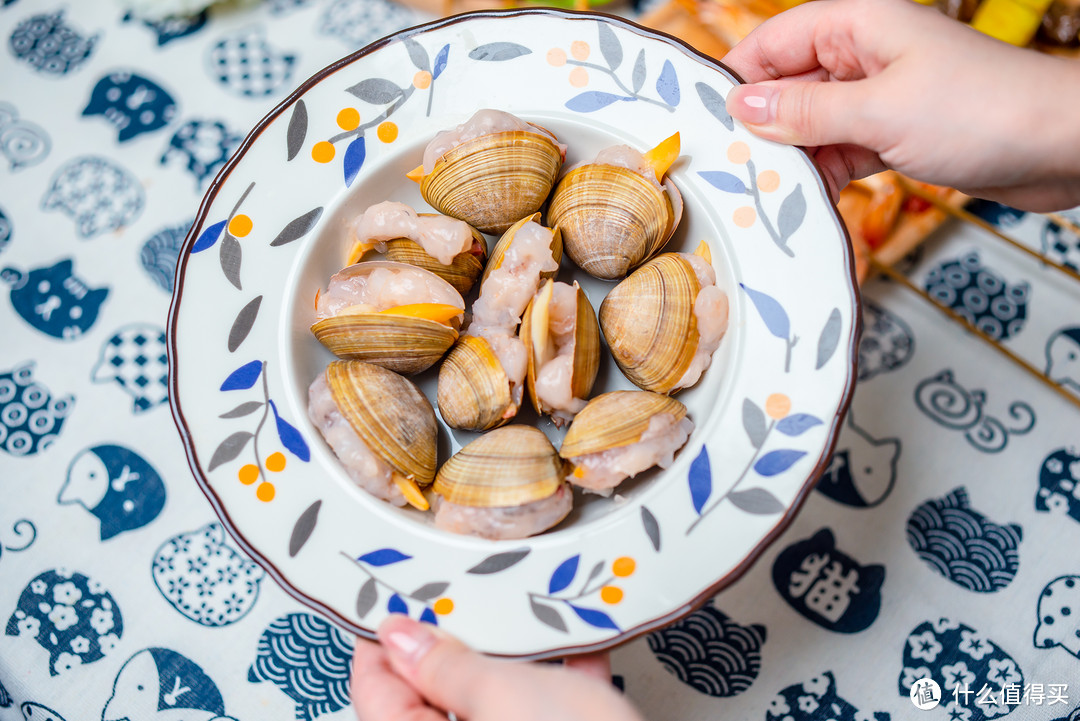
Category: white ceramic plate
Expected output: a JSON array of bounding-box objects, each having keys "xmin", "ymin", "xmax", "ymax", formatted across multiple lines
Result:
[{"xmin": 169, "ymin": 9, "xmax": 859, "ymax": 658}]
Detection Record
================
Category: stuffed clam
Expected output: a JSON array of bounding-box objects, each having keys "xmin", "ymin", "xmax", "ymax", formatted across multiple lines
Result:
[
  {"xmin": 599, "ymin": 243, "xmax": 728, "ymax": 394},
  {"xmin": 345, "ymin": 201, "xmax": 488, "ymax": 295},
  {"xmin": 311, "ymin": 261, "xmax": 465, "ymax": 375},
  {"xmin": 407, "ymin": 109, "xmax": 566, "ymax": 234},
  {"xmin": 308, "ymin": 361, "xmax": 437, "ymax": 510},
  {"xmin": 433, "ymin": 425, "xmax": 571, "ymax": 540},
  {"xmin": 437, "ymin": 214, "xmax": 562, "ymax": 431},
  {"xmin": 548, "ymin": 133, "xmax": 683, "ymax": 280}
]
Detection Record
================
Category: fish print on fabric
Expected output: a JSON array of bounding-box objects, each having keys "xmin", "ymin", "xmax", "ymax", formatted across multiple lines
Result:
[
  {"xmin": 2, "ymin": 259, "xmax": 108, "ymax": 340},
  {"xmin": 41, "ymin": 156, "xmax": 144, "ymax": 238},
  {"xmin": 899, "ymin": 618, "xmax": 1024, "ymax": 721},
  {"xmin": 206, "ymin": 28, "xmax": 296, "ymax": 98},
  {"xmin": 104, "ymin": 648, "xmax": 238, "ymax": 721},
  {"xmin": 9, "ymin": 10, "xmax": 97, "ymax": 75},
  {"xmin": 923, "ymin": 251, "xmax": 1029, "ymax": 341},
  {"xmin": 817, "ymin": 410, "xmax": 900, "ymax": 509},
  {"xmin": 5, "ymin": 569, "xmax": 122, "ymax": 676},
  {"xmin": 122, "ymin": 10, "xmax": 208, "ymax": 46},
  {"xmin": 83, "ymin": 71, "xmax": 178, "ymax": 143},
  {"xmin": 1034, "ymin": 575, "xmax": 1080, "ymax": 660},
  {"xmin": 766, "ymin": 671, "xmax": 890, "ymax": 721},
  {"xmin": 161, "ymin": 120, "xmax": 242, "ymax": 189},
  {"xmin": 1036, "ymin": 447, "xmax": 1080, "ymax": 522},
  {"xmin": 858, "ymin": 298, "xmax": 914, "ymax": 381},
  {"xmin": 1046, "ymin": 326, "xmax": 1080, "ymax": 395},
  {"xmin": 59, "ymin": 444, "xmax": 166, "ymax": 540},
  {"xmin": 318, "ymin": 0, "xmax": 416, "ymax": 47},
  {"xmin": 0, "ymin": 361, "xmax": 74, "ymax": 457},
  {"xmin": 0, "ymin": 101, "xmax": 51, "ymax": 171},
  {"xmin": 248, "ymin": 613, "xmax": 353, "ymax": 720},
  {"xmin": 19, "ymin": 702, "xmax": 69, "ymax": 720},
  {"xmin": 771, "ymin": 528, "xmax": 884, "ymax": 633},
  {"xmin": 0, "ymin": 205, "xmax": 11, "ymax": 253},
  {"xmin": 1040, "ymin": 212, "xmax": 1080, "ymax": 272},
  {"xmin": 151, "ymin": 522, "xmax": 263, "ymax": 627},
  {"xmin": 914, "ymin": 369, "xmax": 1035, "ymax": 453},
  {"xmin": 647, "ymin": 603, "xmax": 765, "ymax": 697},
  {"xmin": 140, "ymin": 220, "xmax": 190, "ymax": 292},
  {"xmin": 91, "ymin": 324, "xmax": 169, "ymax": 413},
  {"xmin": 907, "ymin": 487, "xmax": 1022, "ymax": 593}
]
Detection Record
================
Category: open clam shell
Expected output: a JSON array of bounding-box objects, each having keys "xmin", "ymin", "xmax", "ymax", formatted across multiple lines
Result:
[
  {"xmin": 436, "ymin": 334, "xmax": 515, "ymax": 432},
  {"xmin": 311, "ymin": 261, "xmax": 465, "ymax": 375},
  {"xmin": 480, "ymin": 213, "xmax": 563, "ymax": 287},
  {"xmin": 383, "ymin": 231, "xmax": 487, "ymax": 296},
  {"xmin": 560, "ymin": 391, "xmax": 687, "ymax": 459}
]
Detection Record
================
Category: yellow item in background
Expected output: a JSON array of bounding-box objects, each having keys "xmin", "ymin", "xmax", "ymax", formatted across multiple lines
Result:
[{"xmin": 971, "ymin": 0, "xmax": 1055, "ymax": 44}]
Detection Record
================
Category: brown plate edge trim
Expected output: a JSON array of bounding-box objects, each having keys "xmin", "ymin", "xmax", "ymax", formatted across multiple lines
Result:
[{"xmin": 166, "ymin": 7, "xmax": 863, "ymax": 660}]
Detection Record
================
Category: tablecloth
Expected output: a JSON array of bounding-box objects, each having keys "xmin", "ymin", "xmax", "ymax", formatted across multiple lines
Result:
[{"xmin": 2, "ymin": 0, "xmax": 1080, "ymax": 719}]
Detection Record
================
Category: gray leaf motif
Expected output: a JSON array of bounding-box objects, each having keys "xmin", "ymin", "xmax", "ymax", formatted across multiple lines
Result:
[
  {"xmin": 207, "ymin": 431, "xmax": 253, "ymax": 471},
  {"xmin": 727, "ymin": 488, "xmax": 784, "ymax": 515},
  {"xmin": 289, "ymin": 500, "xmax": 321, "ymax": 557},
  {"xmin": 467, "ymin": 548, "xmax": 530, "ymax": 574},
  {"xmin": 530, "ymin": 597, "xmax": 568, "ymax": 633},
  {"xmin": 410, "ymin": 582, "xmax": 450, "ymax": 601},
  {"xmin": 468, "ymin": 42, "xmax": 531, "ymax": 61},
  {"xmin": 816, "ymin": 308, "xmax": 841, "ymax": 370},
  {"xmin": 641, "ymin": 506, "xmax": 660, "ymax": 551},
  {"xmin": 346, "ymin": 78, "xmax": 405, "ymax": 105},
  {"xmin": 270, "ymin": 207, "xmax": 322, "ymax": 246},
  {"xmin": 696, "ymin": 82, "xmax": 733, "ymax": 131},
  {"xmin": 403, "ymin": 37, "xmax": 429, "ymax": 72},
  {"xmin": 584, "ymin": 560, "xmax": 605, "ymax": 587},
  {"xmin": 286, "ymin": 99, "xmax": 307, "ymax": 161},
  {"xmin": 778, "ymin": 184, "xmax": 806, "ymax": 244},
  {"xmin": 631, "ymin": 49, "xmax": 646, "ymax": 94},
  {"xmin": 220, "ymin": 234, "xmax": 242, "ymax": 290},
  {"xmin": 742, "ymin": 398, "xmax": 767, "ymax": 448},
  {"xmin": 598, "ymin": 22, "xmax": 622, "ymax": 70},
  {"xmin": 228, "ymin": 295, "xmax": 262, "ymax": 352},
  {"xmin": 219, "ymin": 401, "xmax": 262, "ymax": 419},
  {"xmin": 356, "ymin": 577, "xmax": 378, "ymax": 619}
]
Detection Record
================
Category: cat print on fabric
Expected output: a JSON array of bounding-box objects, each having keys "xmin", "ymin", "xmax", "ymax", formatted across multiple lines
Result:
[
  {"xmin": 2, "ymin": 259, "xmax": 108, "ymax": 340},
  {"xmin": 83, "ymin": 71, "xmax": 178, "ymax": 142},
  {"xmin": 1035, "ymin": 448, "xmax": 1080, "ymax": 522},
  {"xmin": 5, "ymin": 569, "xmax": 122, "ymax": 676},
  {"xmin": 818, "ymin": 410, "xmax": 900, "ymax": 508},
  {"xmin": 647, "ymin": 603, "xmax": 765, "ymax": 697},
  {"xmin": 1034, "ymin": 575, "xmax": 1080, "ymax": 660},
  {"xmin": 206, "ymin": 28, "xmax": 296, "ymax": 98},
  {"xmin": 924, "ymin": 251, "xmax": 1029, "ymax": 341},
  {"xmin": 858, "ymin": 299, "xmax": 915, "ymax": 381},
  {"xmin": 104, "ymin": 648, "xmax": 238, "ymax": 721},
  {"xmin": 248, "ymin": 613, "xmax": 353, "ymax": 720},
  {"xmin": 41, "ymin": 156, "xmax": 144, "ymax": 238},
  {"xmin": 9, "ymin": 10, "xmax": 97, "ymax": 75},
  {"xmin": 914, "ymin": 369, "xmax": 1036, "ymax": 453},
  {"xmin": 140, "ymin": 220, "xmax": 191, "ymax": 292},
  {"xmin": 91, "ymin": 324, "xmax": 169, "ymax": 413},
  {"xmin": 766, "ymin": 671, "xmax": 889, "ymax": 721},
  {"xmin": 318, "ymin": 0, "xmax": 416, "ymax": 47},
  {"xmin": 59, "ymin": 444, "xmax": 166, "ymax": 540},
  {"xmin": 151, "ymin": 523, "xmax": 263, "ymax": 627},
  {"xmin": 0, "ymin": 361, "xmax": 74, "ymax": 457},
  {"xmin": 899, "ymin": 618, "xmax": 1024, "ymax": 721},
  {"xmin": 907, "ymin": 487, "xmax": 1022, "ymax": 593},
  {"xmin": 1046, "ymin": 326, "xmax": 1080, "ymax": 394},
  {"xmin": 161, "ymin": 120, "xmax": 242, "ymax": 189},
  {"xmin": 0, "ymin": 101, "xmax": 51, "ymax": 171},
  {"xmin": 122, "ymin": 10, "xmax": 208, "ymax": 45}
]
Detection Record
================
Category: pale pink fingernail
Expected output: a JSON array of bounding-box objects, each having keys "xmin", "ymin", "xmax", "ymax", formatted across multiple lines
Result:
[
  {"xmin": 730, "ymin": 86, "xmax": 776, "ymax": 125},
  {"xmin": 380, "ymin": 616, "xmax": 437, "ymax": 670}
]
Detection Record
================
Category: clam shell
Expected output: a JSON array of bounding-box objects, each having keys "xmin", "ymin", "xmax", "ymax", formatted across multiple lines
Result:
[
  {"xmin": 436, "ymin": 334, "xmax": 515, "ymax": 431},
  {"xmin": 559, "ymin": 390, "xmax": 687, "ymax": 459},
  {"xmin": 382, "ymin": 217, "xmax": 487, "ymax": 296},
  {"xmin": 480, "ymin": 213, "xmax": 563, "ymax": 287},
  {"xmin": 521, "ymin": 279, "xmax": 600, "ymax": 419},
  {"xmin": 325, "ymin": 360, "xmax": 438, "ymax": 485},
  {"xmin": 434, "ymin": 425, "xmax": 565, "ymax": 507},
  {"xmin": 547, "ymin": 164, "xmax": 683, "ymax": 280},
  {"xmin": 598, "ymin": 253, "xmax": 701, "ymax": 393},
  {"xmin": 419, "ymin": 131, "xmax": 563, "ymax": 235}
]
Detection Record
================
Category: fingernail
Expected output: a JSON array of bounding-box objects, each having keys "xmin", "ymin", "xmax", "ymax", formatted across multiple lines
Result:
[
  {"xmin": 730, "ymin": 85, "xmax": 776, "ymax": 125},
  {"xmin": 380, "ymin": 616, "xmax": 437, "ymax": 670}
]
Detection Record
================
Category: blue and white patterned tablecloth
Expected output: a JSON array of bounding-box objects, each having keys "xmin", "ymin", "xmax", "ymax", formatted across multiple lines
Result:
[{"xmin": 2, "ymin": 0, "xmax": 1080, "ymax": 719}]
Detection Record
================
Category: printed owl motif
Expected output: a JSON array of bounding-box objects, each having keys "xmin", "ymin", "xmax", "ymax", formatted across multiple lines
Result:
[
  {"xmin": 907, "ymin": 487, "xmax": 1022, "ymax": 593},
  {"xmin": 1034, "ymin": 575, "xmax": 1080, "ymax": 660},
  {"xmin": 161, "ymin": 120, "xmax": 242, "ymax": 188},
  {"xmin": 104, "ymin": 648, "xmax": 237, "ymax": 721},
  {"xmin": 122, "ymin": 10, "xmax": 208, "ymax": 45},
  {"xmin": 647, "ymin": 604, "xmax": 765, "ymax": 697},
  {"xmin": 923, "ymin": 251, "xmax": 1029, "ymax": 341},
  {"xmin": 766, "ymin": 671, "xmax": 890, "ymax": 721},
  {"xmin": 0, "ymin": 362, "xmax": 74, "ymax": 457},
  {"xmin": 1035, "ymin": 448, "xmax": 1080, "ymax": 522},
  {"xmin": 140, "ymin": 221, "xmax": 190, "ymax": 292},
  {"xmin": 83, "ymin": 71, "xmax": 178, "ymax": 143},
  {"xmin": 0, "ymin": 101, "xmax": 51, "ymax": 171},
  {"xmin": 772, "ymin": 528, "xmax": 885, "ymax": 633},
  {"xmin": 41, "ymin": 156, "xmax": 144, "ymax": 238},
  {"xmin": 91, "ymin": 324, "xmax": 169, "ymax": 413},
  {"xmin": 318, "ymin": 0, "xmax": 416, "ymax": 47},
  {"xmin": 151, "ymin": 523, "xmax": 263, "ymax": 627},
  {"xmin": 818, "ymin": 411, "xmax": 900, "ymax": 508},
  {"xmin": 248, "ymin": 613, "xmax": 353, "ymax": 720},
  {"xmin": 1045, "ymin": 326, "xmax": 1080, "ymax": 395},
  {"xmin": 2, "ymin": 259, "xmax": 109, "ymax": 340},
  {"xmin": 857, "ymin": 299, "xmax": 914, "ymax": 381},
  {"xmin": 59, "ymin": 444, "xmax": 166, "ymax": 540},
  {"xmin": 9, "ymin": 11, "xmax": 97, "ymax": 75},
  {"xmin": 5, "ymin": 569, "xmax": 122, "ymax": 676},
  {"xmin": 206, "ymin": 28, "xmax": 296, "ymax": 98}
]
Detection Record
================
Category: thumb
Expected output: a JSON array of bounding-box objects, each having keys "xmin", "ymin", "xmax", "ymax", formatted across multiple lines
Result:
[
  {"xmin": 727, "ymin": 79, "xmax": 875, "ymax": 149},
  {"xmin": 378, "ymin": 614, "xmax": 496, "ymax": 716}
]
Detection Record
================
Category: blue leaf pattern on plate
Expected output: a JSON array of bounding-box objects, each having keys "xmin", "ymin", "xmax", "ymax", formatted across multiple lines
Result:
[
  {"xmin": 268, "ymin": 399, "xmax": 310, "ymax": 462},
  {"xmin": 549, "ymin": 555, "xmax": 580, "ymax": 594},
  {"xmin": 192, "ymin": 219, "xmax": 226, "ymax": 253},
  {"xmin": 343, "ymin": 136, "xmax": 366, "ymax": 187},
  {"xmin": 740, "ymin": 284, "xmax": 791, "ymax": 339},
  {"xmin": 387, "ymin": 593, "xmax": 408, "ymax": 614},
  {"xmin": 359, "ymin": 549, "xmax": 412, "ymax": 566},
  {"xmin": 689, "ymin": 446, "xmax": 712, "ymax": 514},
  {"xmin": 776, "ymin": 414, "xmax": 823, "ymax": 437},
  {"xmin": 754, "ymin": 450, "xmax": 806, "ymax": 476},
  {"xmin": 570, "ymin": 604, "xmax": 620, "ymax": 631},
  {"xmin": 220, "ymin": 360, "xmax": 262, "ymax": 391},
  {"xmin": 699, "ymin": 171, "xmax": 747, "ymax": 194},
  {"xmin": 654, "ymin": 60, "xmax": 680, "ymax": 106},
  {"xmin": 433, "ymin": 44, "xmax": 449, "ymax": 79},
  {"xmin": 565, "ymin": 91, "xmax": 628, "ymax": 112}
]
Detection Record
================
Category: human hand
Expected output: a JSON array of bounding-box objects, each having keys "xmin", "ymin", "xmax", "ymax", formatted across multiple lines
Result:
[
  {"xmin": 351, "ymin": 615, "xmax": 643, "ymax": 721},
  {"xmin": 722, "ymin": 0, "xmax": 1080, "ymax": 211}
]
